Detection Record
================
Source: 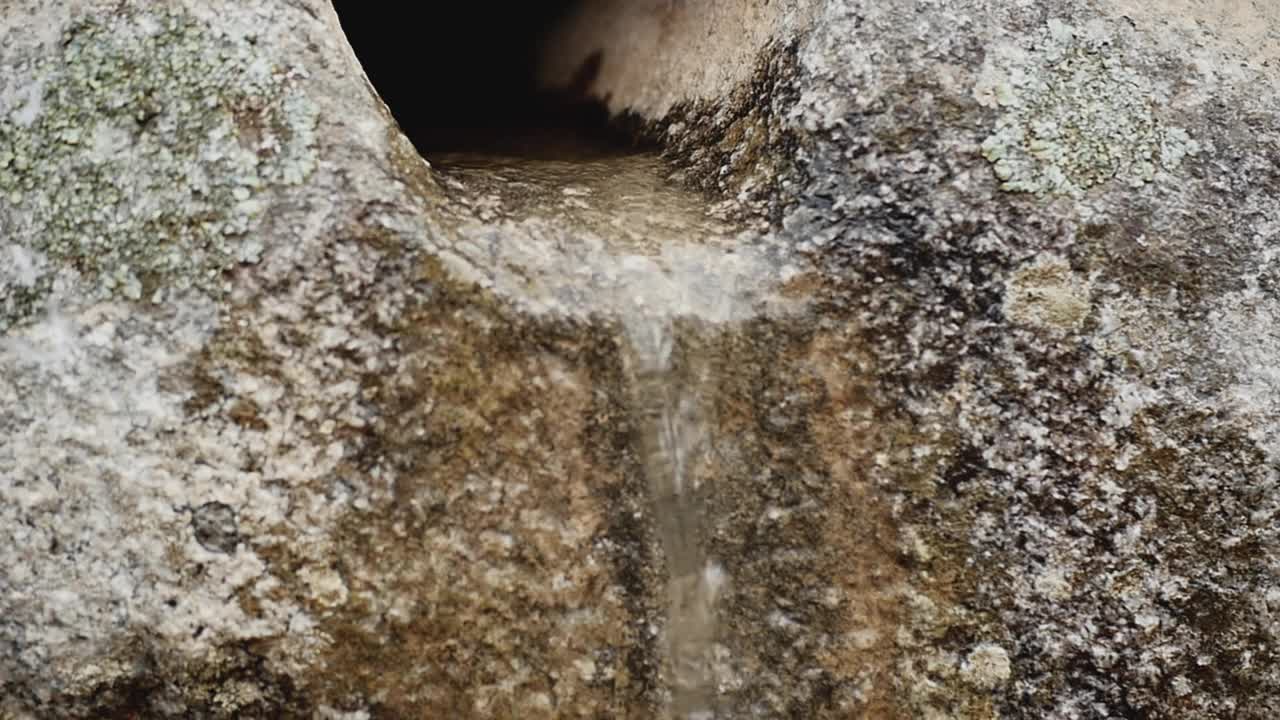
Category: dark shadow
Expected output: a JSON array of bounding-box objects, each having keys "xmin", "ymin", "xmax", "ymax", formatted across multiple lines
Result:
[{"xmin": 332, "ymin": 2, "xmax": 634, "ymax": 159}]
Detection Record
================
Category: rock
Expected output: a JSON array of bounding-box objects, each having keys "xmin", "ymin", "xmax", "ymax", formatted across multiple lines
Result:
[
  {"xmin": 192, "ymin": 502, "xmax": 240, "ymax": 555},
  {"xmin": 2, "ymin": 0, "xmax": 1279, "ymax": 718}
]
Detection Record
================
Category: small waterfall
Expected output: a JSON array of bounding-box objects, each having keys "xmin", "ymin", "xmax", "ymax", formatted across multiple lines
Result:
[
  {"xmin": 622, "ymin": 312, "xmax": 723, "ymax": 720},
  {"xmin": 434, "ymin": 149, "xmax": 798, "ymax": 716}
]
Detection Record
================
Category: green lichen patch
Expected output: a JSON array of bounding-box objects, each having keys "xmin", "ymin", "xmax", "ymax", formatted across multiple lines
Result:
[
  {"xmin": 0, "ymin": 8, "xmax": 319, "ymax": 331},
  {"xmin": 978, "ymin": 18, "xmax": 1200, "ymax": 196}
]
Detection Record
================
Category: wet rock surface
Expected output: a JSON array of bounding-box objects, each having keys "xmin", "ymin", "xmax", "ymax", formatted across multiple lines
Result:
[{"xmin": 3, "ymin": 0, "xmax": 1280, "ymax": 718}]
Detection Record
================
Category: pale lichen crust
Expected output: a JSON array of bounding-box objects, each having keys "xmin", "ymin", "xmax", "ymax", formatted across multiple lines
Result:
[
  {"xmin": 1004, "ymin": 256, "xmax": 1092, "ymax": 332},
  {"xmin": 0, "ymin": 7, "xmax": 318, "ymax": 331},
  {"xmin": 978, "ymin": 18, "xmax": 1200, "ymax": 195}
]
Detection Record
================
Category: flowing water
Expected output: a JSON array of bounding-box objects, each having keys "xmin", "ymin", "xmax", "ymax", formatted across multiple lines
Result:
[
  {"xmin": 622, "ymin": 311, "xmax": 721, "ymax": 719},
  {"xmin": 429, "ymin": 146, "xmax": 796, "ymax": 718}
]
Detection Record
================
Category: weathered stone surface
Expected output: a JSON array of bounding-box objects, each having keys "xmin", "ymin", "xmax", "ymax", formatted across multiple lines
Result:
[{"xmin": 3, "ymin": 0, "xmax": 1279, "ymax": 718}]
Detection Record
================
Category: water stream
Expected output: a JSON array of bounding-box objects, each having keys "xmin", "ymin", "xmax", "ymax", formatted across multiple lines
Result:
[
  {"xmin": 622, "ymin": 311, "xmax": 721, "ymax": 719},
  {"xmin": 430, "ymin": 147, "xmax": 795, "ymax": 718}
]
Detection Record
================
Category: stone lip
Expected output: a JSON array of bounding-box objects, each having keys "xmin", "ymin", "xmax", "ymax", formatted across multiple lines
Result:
[{"xmin": 430, "ymin": 151, "xmax": 806, "ymax": 326}]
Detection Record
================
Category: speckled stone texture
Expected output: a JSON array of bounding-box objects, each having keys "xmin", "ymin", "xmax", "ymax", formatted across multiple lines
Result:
[{"xmin": 3, "ymin": 0, "xmax": 1280, "ymax": 718}]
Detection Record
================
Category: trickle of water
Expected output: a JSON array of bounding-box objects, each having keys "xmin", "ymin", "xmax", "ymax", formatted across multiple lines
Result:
[
  {"xmin": 428, "ymin": 147, "xmax": 803, "ymax": 718},
  {"xmin": 622, "ymin": 312, "xmax": 722, "ymax": 720}
]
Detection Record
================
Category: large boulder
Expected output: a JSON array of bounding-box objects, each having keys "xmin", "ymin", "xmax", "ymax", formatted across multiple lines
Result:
[{"xmin": 2, "ymin": 0, "xmax": 1278, "ymax": 717}]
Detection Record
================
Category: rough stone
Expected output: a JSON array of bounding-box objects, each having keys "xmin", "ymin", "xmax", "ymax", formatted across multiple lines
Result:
[{"xmin": 3, "ymin": 0, "xmax": 1279, "ymax": 718}]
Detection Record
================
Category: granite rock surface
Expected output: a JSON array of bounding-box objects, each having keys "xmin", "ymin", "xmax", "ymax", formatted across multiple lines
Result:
[{"xmin": 2, "ymin": 1, "xmax": 1279, "ymax": 718}]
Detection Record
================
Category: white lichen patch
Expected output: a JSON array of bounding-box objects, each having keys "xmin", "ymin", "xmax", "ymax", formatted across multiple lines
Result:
[
  {"xmin": 1004, "ymin": 255, "xmax": 1092, "ymax": 331},
  {"xmin": 0, "ymin": 7, "xmax": 318, "ymax": 331},
  {"xmin": 0, "ymin": 300, "xmax": 301, "ymax": 682},
  {"xmin": 0, "ymin": 271, "xmax": 394, "ymax": 702},
  {"xmin": 977, "ymin": 18, "xmax": 1200, "ymax": 195},
  {"xmin": 1, "ymin": 243, "xmax": 43, "ymax": 288},
  {"xmin": 1204, "ymin": 291, "xmax": 1280, "ymax": 461},
  {"xmin": 297, "ymin": 565, "xmax": 350, "ymax": 609},
  {"xmin": 961, "ymin": 643, "xmax": 1012, "ymax": 689}
]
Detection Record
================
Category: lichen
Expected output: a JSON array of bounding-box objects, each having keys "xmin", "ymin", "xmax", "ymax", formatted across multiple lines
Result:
[
  {"xmin": 978, "ymin": 18, "xmax": 1200, "ymax": 195},
  {"xmin": 1004, "ymin": 256, "xmax": 1092, "ymax": 331},
  {"xmin": 960, "ymin": 643, "xmax": 1012, "ymax": 690},
  {"xmin": 0, "ymin": 7, "xmax": 318, "ymax": 331}
]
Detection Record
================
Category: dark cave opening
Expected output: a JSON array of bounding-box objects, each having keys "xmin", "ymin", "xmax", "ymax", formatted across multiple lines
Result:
[{"xmin": 332, "ymin": 2, "xmax": 633, "ymax": 159}]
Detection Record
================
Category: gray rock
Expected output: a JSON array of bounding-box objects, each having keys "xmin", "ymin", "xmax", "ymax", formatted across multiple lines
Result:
[
  {"xmin": 2, "ymin": 0, "xmax": 1278, "ymax": 718},
  {"xmin": 192, "ymin": 502, "xmax": 240, "ymax": 555}
]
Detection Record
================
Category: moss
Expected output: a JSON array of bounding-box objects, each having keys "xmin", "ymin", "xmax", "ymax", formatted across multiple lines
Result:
[{"xmin": 0, "ymin": 7, "xmax": 318, "ymax": 331}]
